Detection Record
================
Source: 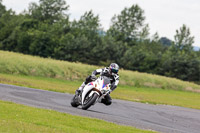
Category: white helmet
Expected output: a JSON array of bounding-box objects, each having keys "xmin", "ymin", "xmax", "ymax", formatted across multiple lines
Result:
[{"xmin": 109, "ymin": 63, "xmax": 119, "ymax": 74}]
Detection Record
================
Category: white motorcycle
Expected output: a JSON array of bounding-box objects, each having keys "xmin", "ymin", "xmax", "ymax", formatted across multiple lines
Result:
[{"xmin": 71, "ymin": 76, "xmax": 111, "ymax": 110}]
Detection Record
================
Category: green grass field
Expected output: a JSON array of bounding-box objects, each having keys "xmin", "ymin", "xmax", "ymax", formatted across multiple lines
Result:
[
  {"xmin": 0, "ymin": 100, "xmax": 154, "ymax": 133},
  {"xmin": 1, "ymin": 50, "xmax": 200, "ymax": 92}
]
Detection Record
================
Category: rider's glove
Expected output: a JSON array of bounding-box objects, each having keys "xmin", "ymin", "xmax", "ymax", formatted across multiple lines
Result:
[
  {"xmin": 90, "ymin": 75, "xmax": 97, "ymax": 81},
  {"xmin": 110, "ymin": 85, "xmax": 117, "ymax": 91}
]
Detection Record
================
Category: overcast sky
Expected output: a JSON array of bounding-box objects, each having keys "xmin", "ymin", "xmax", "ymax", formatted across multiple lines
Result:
[{"xmin": 2, "ymin": 0, "xmax": 200, "ymax": 47}]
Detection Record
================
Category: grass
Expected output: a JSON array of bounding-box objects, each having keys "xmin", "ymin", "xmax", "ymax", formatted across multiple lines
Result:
[
  {"xmin": 114, "ymin": 86, "xmax": 200, "ymax": 109},
  {"xmin": 0, "ymin": 100, "xmax": 155, "ymax": 133},
  {"xmin": 0, "ymin": 73, "xmax": 80, "ymax": 94},
  {"xmin": 1, "ymin": 50, "xmax": 200, "ymax": 92},
  {"xmin": 1, "ymin": 73, "xmax": 200, "ymax": 109}
]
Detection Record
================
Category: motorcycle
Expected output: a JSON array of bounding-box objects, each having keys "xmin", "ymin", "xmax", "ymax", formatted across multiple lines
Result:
[{"xmin": 71, "ymin": 76, "xmax": 111, "ymax": 110}]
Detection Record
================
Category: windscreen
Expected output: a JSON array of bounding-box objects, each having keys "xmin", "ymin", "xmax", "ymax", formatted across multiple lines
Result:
[{"xmin": 102, "ymin": 76, "xmax": 110, "ymax": 85}]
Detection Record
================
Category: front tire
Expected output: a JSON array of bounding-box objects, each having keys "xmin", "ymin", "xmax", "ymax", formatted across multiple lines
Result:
[
  {"xmin": 82, "ymin": 93, "xmax": 99, "ymax": 110},
  {"xmin": 71, "ymin": 95, "xmax": 79, "ymax": 107}
]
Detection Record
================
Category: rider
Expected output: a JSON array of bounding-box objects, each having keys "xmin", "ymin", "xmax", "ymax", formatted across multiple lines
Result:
[{"xmin": 76, "ymin": 63, "xmax": 119, "ymax": 105}]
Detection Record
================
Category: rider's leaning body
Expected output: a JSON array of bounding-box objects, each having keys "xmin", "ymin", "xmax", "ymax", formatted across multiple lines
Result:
[{"xmin": 76, "ymin": 63, "xmax": 119, "ymax": 105}]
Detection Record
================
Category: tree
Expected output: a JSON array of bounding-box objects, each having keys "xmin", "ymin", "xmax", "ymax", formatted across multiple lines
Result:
[
  {"xmin": 0, "ymin": 0, "xmax": 6, "ymax": 17},
  {"xmin": 61, "ymin": 10, "xmax": 103, "ymax": 64},
  {"xmin": 108, "ymin": 4, "xmax": 149, "ymax": 45},
  {"xmin": 160, "ymin": 49, "xmax": 200, "ymax": 81},
  {"xmin": 120, "ymin": 41, "xmax": 163, "ymax": 73},
  {"xmin": 91, "ymin": 36, "xmax": 127, "ymax": 66},
  {"xmin": 159, "ymin": 37, "xmax": 172, "ymax": 46},
  {"xmin": 174, "ymin": 24, "xmax": 194, "ymax": 52},
  {"xmin": 0, "ymin": 10, "xmax": 24, "ymax": 51},
  {"xmin": 159, "ymin": 25, "xmax": 199, "ymax": 81},
  {"xmin": 72, "ymin": 10, "xmax": 102, "ymax": 42},
  {"xmin": 29, "ymin": 29, "xmax": 55, "ymax": 57},
  {"xmin": 28, "ymin": 0, "xmax": 69, "ymax": 24}
]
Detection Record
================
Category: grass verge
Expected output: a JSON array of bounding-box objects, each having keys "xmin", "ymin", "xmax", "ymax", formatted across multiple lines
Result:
[
  {"xmin": 1, "ymin": 73, "xmax": 200, "ymax": 109},
  {"xmin": 0, "ymin": 100, "xmax": 154, "ymax": 133},
  {"xmin": 1, "ymin": 50, "xmax": 200, "ymax": 92}
]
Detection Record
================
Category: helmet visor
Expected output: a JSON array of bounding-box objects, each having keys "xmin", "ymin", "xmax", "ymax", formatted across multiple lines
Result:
[{"xmin": 111, "ymin": 69, "xmax": 118, "ymax": 74}]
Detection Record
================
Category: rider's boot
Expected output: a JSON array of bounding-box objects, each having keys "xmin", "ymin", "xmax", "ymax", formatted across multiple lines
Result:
[{"xmin": 75, "ymin": 82, "xmax": 85, "ymax": 95}]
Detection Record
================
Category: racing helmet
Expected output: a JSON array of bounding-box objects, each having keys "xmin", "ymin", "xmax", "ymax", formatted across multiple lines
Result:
[{"xmin": 109, "ymin": 63, "xmax": 119, "ymax": 74}]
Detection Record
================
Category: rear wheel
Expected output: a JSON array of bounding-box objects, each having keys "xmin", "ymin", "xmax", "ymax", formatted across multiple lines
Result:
[{"xmin": 82, "ymin": 93, "xmax": 99, "ymax": 110}]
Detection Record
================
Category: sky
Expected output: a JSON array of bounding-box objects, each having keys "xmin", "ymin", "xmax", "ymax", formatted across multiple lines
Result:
[{"xmin": 2, "ymin": 0, "xmax": 200, "ymax": 47}]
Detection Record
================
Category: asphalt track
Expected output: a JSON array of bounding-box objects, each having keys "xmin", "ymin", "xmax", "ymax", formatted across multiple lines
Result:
[{"xmin": 0, "ymin": 83, "xmax": 200, "ymax": 133}]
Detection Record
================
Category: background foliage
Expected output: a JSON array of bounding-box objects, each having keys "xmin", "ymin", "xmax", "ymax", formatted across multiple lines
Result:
[{"xmin": 0, "ymin": 0, "xmax": 200, "ymax": 82}]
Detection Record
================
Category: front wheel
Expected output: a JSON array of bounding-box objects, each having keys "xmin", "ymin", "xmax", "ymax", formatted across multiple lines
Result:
[
  {"xmin": 71, "ymin": 95, "xmax": 80, "ymax": 107},
  {"xmin": 82, "ymin": 93, "xmax": 99, "ymax": 110}
]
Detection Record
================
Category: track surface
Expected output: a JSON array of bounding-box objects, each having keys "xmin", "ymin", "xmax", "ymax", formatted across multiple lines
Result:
[{"xmin": 1, "ymin": 84, "xmax": 200, "ymax": 133}]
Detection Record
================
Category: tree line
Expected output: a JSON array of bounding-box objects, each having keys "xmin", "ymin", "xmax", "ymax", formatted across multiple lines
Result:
[{"xmin": 0, "ymin": 0, "xmax": 200, "ymax": 82}]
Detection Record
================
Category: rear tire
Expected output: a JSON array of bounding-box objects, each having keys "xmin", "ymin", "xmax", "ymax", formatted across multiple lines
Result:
[
  {"xmin": 82, "ymin": 93, "xmax": 98, "ymax": 110},
  {"xmin": 71, "ymin": 95, "xmax": 79, "ymax": 107}
]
